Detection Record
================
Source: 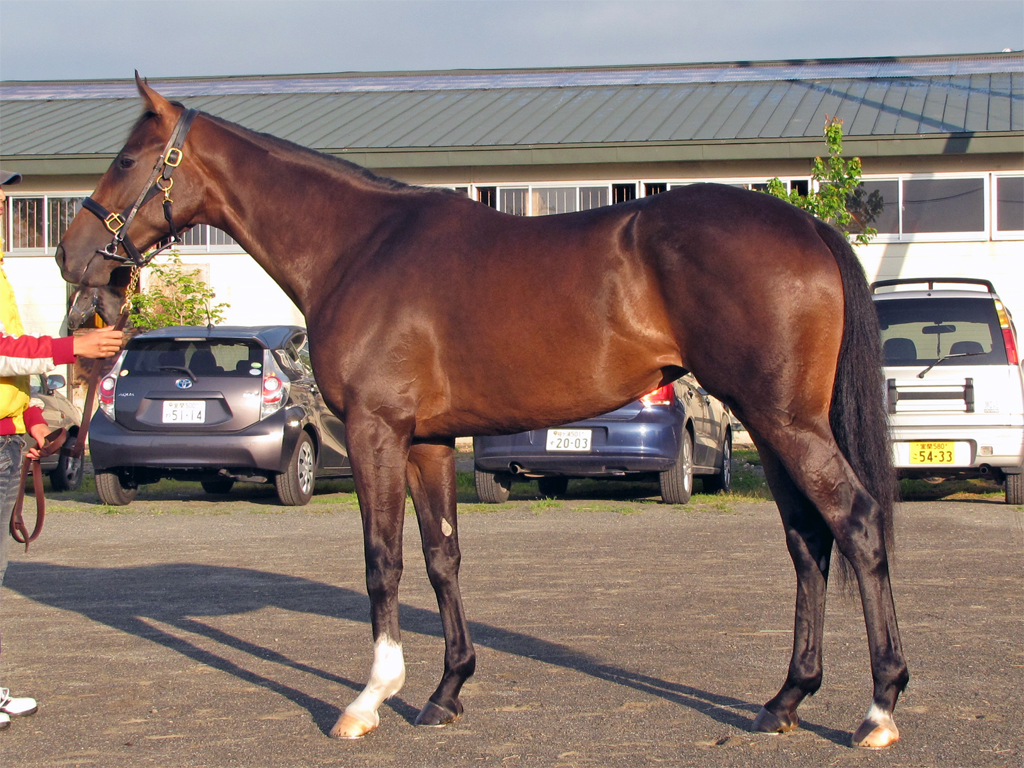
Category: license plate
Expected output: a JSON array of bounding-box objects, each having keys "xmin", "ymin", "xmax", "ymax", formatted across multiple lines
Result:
[
  {"xmin": 909, "ymin": 441, "xmax": 955, "ymax": 464},
  {"xmin": 162, "ymin": 400, "xmax": 206, "ymax": 424},
  {"xmin": 545, "ymin": 429, "xmax": 592, "ymax": 452}
]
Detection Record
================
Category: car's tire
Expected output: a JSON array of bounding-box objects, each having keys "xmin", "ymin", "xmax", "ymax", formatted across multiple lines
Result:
[
  {"xmin": 660, "ymin": 429, "xmax": 694, "ymax": 504},
  {"xmin": 702, "ymin": 428, "xmax": 732, "ymax": 494},
  {"xmin": 201, "ymin": 478, "xmax": 235, "ymax": 495},
  {"xmin": 276, "ymin": 431, "xmax": 316, "ymax": 506},
  {"xmin": 95, "ymin": 471, "xmax": 137, "ymax": 506},
  {"xmin": 1007, "ymin": 469, "xmax": 1023, "ymax": 505},
  {"xmin": 50, "ymin": 434, "xmax": 84, "ymax": 492},
  {"xmin": 537, "ymin": 476, "xmax": 569, "ymax": 498},
  {"xmin": 475, "ymin": 469, "xmax": 512, "ymax": 503}
]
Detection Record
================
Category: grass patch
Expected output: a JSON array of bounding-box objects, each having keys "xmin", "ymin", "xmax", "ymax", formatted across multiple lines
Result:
[
  {"xmin": 610, "ymin": 505, "xmax": 643, "ymax": 515},
  {"xmin": 529, "ymin": 498, "xmax": 561, "ymax": 514},
  {"xmin": 899, "ymin": 476, "xmax": 1003, "ymax": 501},
  {"xmin": 734, "ymin": 448, "xmax": 761, "ymax": 466}
]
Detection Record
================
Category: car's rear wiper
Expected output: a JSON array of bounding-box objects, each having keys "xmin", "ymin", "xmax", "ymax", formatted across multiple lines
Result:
[
  {"xmin": 916, "ymin": 351, "xmax": 986, "ymax": 378},
  {"xmin": 160, "ymin": 365, "xmax": 197, "ymax": 382}
]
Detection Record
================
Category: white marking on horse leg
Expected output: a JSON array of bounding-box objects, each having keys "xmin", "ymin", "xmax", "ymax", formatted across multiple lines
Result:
[
  {"xmin": 330, "ymin": 635, "xmax": 406, "ymax": 738},
  {"xmin": 441, "ymin": 518, "xmax": 453, "ymax": 537},
  {"xmin": 852, "ymin": 702, "xmax": 900, "ymax": 748}
]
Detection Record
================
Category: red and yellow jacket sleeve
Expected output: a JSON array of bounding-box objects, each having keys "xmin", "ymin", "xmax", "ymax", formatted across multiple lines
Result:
[
  {"xmin": 0, "ymin": 331, "xmax": 76, "ymax": 376},
  {"xmin": 0, "ymin": 330, "xmax": 77, "ymax": 435}
]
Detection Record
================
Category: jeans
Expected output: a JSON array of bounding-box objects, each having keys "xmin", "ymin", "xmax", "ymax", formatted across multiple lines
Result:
[{"xmin": 0, "ymin": 435, "xmax": 26, "ymax": 639}]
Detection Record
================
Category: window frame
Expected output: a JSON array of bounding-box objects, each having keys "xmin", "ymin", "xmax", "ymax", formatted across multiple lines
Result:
[{"xmin": 992, "ymin": 172, "xmax": 1024, "ymax": 241}]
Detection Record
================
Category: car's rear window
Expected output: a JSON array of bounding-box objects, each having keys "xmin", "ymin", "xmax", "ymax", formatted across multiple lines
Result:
[
  {"xmin": 874, "ymin": 297, "xmax": 1008, "ymax": 366},
  {"xmin": 122, "ymin": 340, "xmax": 264, "ymax": 377}
]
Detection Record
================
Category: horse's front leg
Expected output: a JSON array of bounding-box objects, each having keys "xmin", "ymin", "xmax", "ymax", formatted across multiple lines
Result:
[
  {"xmin": 330, "ymin": 414, "xmax": 412, "ymax": 739},
  {"xmin": 407, "ymin": 439, "xmax": 476, "ymax": 727}
]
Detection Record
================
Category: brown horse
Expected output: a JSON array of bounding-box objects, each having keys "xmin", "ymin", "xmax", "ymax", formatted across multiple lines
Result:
[{"xmin": 56, "ymin": 77, "xmax": 907, "ymax": 748}]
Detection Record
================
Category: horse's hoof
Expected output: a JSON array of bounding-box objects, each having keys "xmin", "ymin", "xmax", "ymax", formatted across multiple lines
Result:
[
  {"xmin": 415, "ymin": 699, "xmax": 463, "ymax": 728},
  {"xmin": 329, "ymin": 710, "xmax": 378, "ymax": 739},
  {"xmin": 752, "ymin": 706, "xmax": 799, "ymax": 734},
  {"xmin": 851, "ymin": 717, "xmax": 899, "ymax": 748}
]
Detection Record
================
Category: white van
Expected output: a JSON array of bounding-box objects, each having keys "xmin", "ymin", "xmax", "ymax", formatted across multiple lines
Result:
[{"xmin": 872, "ymin": 278, "xmax": 1023, "ymax": 504}]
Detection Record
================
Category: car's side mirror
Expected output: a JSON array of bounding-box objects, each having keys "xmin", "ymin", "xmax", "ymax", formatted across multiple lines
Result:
[{"xmin": 46, "ymin": 374, "xmax": 67, "ymax": 392}]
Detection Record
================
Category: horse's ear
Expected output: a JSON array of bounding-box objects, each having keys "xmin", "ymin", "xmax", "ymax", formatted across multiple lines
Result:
[{"xmin": 135, "ymin": 71, "xmax": 175, "ymax": 120}]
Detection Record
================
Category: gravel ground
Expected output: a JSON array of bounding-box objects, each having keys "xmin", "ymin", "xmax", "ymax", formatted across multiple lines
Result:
[{"xmin": 0, "ymin": 486, "xmax": 1020, "ymax": 768}]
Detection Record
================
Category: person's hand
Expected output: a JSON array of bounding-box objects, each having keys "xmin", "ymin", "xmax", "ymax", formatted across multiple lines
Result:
[
  {"xmin": 26, "ymin": 422, "xmax": 51, "ymax": 460},
  {"xmin": 73, "ymin": 326, "xmax": 124, "ymax": 359}
]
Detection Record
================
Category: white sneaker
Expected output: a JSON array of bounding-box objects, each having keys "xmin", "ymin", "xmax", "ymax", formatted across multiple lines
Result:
[
  {"xmin": 0, "ymin": 711, "xmax": 10, "ymax": 729},
  {"xmin": 0, "ymin": 688, "xmax": 37, "ymax": 718}
]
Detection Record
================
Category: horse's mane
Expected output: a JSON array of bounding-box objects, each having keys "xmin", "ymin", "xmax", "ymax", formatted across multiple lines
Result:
[{"xmin": 199, "ymin": 110, "xmax": 440, "ymax": 196}]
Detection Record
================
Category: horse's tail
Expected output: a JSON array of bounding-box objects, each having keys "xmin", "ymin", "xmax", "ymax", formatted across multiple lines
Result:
[{"xmin": 816, "ymin": 219, "xmax": 898, "ymax": 579}]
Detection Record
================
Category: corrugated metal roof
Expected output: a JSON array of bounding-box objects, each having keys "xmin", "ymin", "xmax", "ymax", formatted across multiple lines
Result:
[{"xmin": 2, "ymin": 53, "xmax": 1021, "ymax": 162}]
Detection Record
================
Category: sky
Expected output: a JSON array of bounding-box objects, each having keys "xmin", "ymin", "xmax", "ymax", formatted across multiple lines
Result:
[{"xmin": 0, "ymin": 0, "xmax": 1021, "ymax": 82}]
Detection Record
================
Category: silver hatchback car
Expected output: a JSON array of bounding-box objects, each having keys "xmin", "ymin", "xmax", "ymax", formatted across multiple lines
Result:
[{"xmin": 88, "ymin": 325, "xmax": 351, "ymax": 506}]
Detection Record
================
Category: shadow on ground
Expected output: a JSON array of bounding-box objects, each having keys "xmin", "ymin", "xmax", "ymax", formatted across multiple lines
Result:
[{"xmin": 4, "ymin": 560, "xmax": 849, "ymax": 745}]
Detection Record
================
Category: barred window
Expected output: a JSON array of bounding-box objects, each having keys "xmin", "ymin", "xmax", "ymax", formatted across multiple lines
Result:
[
  {"xmin": 499, "ymin": 188, "xmax": 528, "ymax": 216},
  {"xmin": 532, "ymin": 187, "xmax": 576, "ymax": 216},
  {"xmin": 47, "ymin": 197, "xmax": 83, "ymax": 247},
  {"xmin": 579, "ymin": 187, "xmax": 608, "ymax": 211},
  {"xmin": 10, "ymin": 197, "xmax": 44, "ymax": 249}
]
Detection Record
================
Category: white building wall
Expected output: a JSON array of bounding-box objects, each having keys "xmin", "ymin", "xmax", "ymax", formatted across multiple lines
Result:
[
  {"xmin": 154, "ymin": 252, "xmax": 305, "ymax": 328},
  {"xmin": 3, "ymin": 254, "xmax": 71, "ymax": 337}
]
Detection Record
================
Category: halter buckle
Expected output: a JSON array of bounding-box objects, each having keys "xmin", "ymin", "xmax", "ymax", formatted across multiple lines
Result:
[
  {"xmin": 103, "ymin": 212, "xmax": 126, "ymax": 234},
  {"xmin": 157, "ymin": 176, "xmax": 174, "ymax": 202},
  {"xmin": 164, "ymin": 147, "xmax": 183, "ymax": 167}
]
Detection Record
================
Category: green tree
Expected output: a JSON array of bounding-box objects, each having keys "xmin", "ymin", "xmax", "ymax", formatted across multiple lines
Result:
[
  {"xmin": 764, "ymin": 116, "xmax": 879, "ymax": 245},
  {"xmin": 129, "ymin": 252, "xmax": 229, "ymax": 331}
]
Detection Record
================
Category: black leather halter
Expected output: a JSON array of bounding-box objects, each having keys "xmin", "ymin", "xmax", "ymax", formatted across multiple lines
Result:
[{"xmin": 82, "ymin": 108, "xmax": 199, "ymax": 267}]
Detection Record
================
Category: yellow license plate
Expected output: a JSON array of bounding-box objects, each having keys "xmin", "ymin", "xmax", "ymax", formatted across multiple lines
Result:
[{"xmin": 909, "ymin": 441, "xmax": 955, "ymax": 464}]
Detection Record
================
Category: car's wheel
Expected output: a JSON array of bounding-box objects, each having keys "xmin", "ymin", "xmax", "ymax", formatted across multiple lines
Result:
[
  {"xmin": 702, "ymin": 428, "xmax": 732, "ymax": 494},
  {"xmin": 201, "ymin": 478, "xmax": 235, "ymax": 495},
  {"xmin": 276, "ymin": 431, "xmax": 316, "ymax": 506},
  {"xmin": 95, "ymin": 471, "xmax": 137, "ymax": 506},
  {"xmin": 475, "ymin": 469, "xmax": 512, "ymax": 503},
  {"xmin": 49, "ymin": 434, "xmax": 84, "ymax": 492},
  {"xmin": 660, "ymin": 429, "xmax": 693, "ymax": 504},
  {"xmin": 537, "ymin": 476, "xmax": 569, "ymax": 498},
  {"xmin": 1007, "ymin": 468, "xmax": 1023, "ymax": 505}
]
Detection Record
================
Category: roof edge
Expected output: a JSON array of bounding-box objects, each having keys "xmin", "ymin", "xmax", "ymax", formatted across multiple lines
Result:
[{"xmin": 3, "ymin": 51, "xmax": 1021, "ymax": 100}]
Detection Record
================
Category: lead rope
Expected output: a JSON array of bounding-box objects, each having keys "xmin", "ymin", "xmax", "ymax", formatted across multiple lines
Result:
[
  {"xmin": 10, "ymin": 268, "xmax": 138, "ymax": 550},
  {"xmin": 71, "ymin": 266, "xmax": 139, "ymax": 462},
  {"xmin": 10, "ymin": 429, "xmax": 66, "ymax": 550}
]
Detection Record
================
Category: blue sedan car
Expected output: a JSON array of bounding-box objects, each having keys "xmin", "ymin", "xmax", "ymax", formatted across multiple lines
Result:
[{"xmin": 473, "ymin": 374, "xmax": 733, "ymax": 503}]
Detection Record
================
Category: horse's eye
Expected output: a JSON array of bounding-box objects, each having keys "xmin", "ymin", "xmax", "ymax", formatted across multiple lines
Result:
[{"xmin": 118, "ymin": 156, "xmax": 137, "ymax": 170}]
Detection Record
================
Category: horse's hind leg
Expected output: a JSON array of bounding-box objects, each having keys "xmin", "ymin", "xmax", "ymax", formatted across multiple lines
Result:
[
  {"xmin": 750, "ymin": 443, "xmax": 834, "ymax": 734},
  {"xmin": 749, "ymin": 419, "xmax": 908, "ymax": 748},
  {"xmin": 330, "ymin": 414, "xmax": 411, "ymax": 739},
  {"xmin": 406, "ymin": 439, "xmax": 476, "ymax": 726}
]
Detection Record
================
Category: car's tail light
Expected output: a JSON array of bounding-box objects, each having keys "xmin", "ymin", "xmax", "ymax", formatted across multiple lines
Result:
[
  {"xmin": 98, "ymin": 376, "xmax": 117, "ymax": 417},
  {"xmin": 97, "ymin": 351, "xmax": 126, "ymax": 418},
  {"xmin": 641, "ymin": 384, "xmax": 674, "ymax": 407},
  {"xmin": 995, "ymin": 300, "xmax": 1019, "ymax": 366},
  {"xmin": 260, "ymin": 349, "xmax": 291, "ymax": 420}
]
